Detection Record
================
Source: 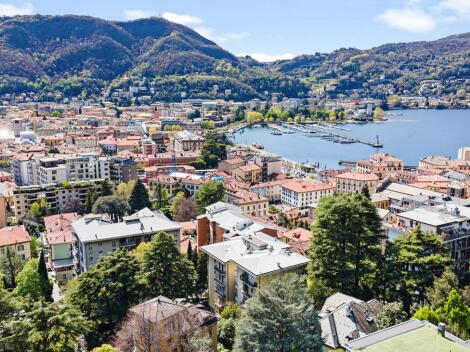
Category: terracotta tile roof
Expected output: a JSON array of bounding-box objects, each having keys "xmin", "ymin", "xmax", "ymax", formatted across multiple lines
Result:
[
  {"xmin": 336, "ymin": 171, "xmax": 379, "ymax": 181},
  {"xmin": 0, "ymin": 226, "xmax": 30, "ymax": 247},
  {"xmin": 282, "ymin": 180, "xmax": 335, "ymax": 193}
]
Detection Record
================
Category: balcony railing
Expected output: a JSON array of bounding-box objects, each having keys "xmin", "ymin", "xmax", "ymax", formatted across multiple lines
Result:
[
  {"xmin": 214, "ymin": 277, "xmax": 226, "ymax": 287},
  {"xmin": 214, "ymin": 265, "xmax": 227, "ymax": 275},
  {"xmin": 240, "ymin": 272, "xmax": 257, "ymax": 287}
]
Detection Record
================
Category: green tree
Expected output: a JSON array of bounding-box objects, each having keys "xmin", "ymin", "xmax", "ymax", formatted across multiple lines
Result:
[
  {"xmin": 38, "ymin": 250, "xmax": 53, "ymax": 301},
  {"xmin": 171, "ymin": 191, "xmax": 185, "ymax": 216},
  {"xmin": 218, "ymin": 302, "xmax": 240, "ymax": 350},
  {"xmin": 308, "ymin": 193, "xmax": 383, "ymax": 299},
  {"xmin": 14, "ymin": 259, "xmax": 42, "ymax": 300},
  {"xmin": 387, "ymin": 225, "xmax": 452, "ymax": 313},
  {"xmin": 437, "ymin": 289, "xmax": 470, "ymax": 339},
  {"xmin": 30, "ymin": 236, "xmax": 41, "ymax": 258},
  {"xmin": 196, "ymin": 252, "xmax": 208, "ymax": 294},
  {"xmin": 140, "ymin": 232, "xmax": 197, "ymax": 299},
  {"xmin": 5, "ymin": 300, "xmax": 90, "ymax": 352},
  {"xmin": 195, "ymin": 181, "xmax": 225, "ymax": 212},
  {"xmin": 376, "ymin": 302, "xmax": 408, "ymax": 329},
  {"xmin": 100, "ymin": 180, "xmax": 113, "ymax": 196},
  {"xmin": 427, "ymin": 268, "xmax": 458, "ymax": 309},
  {"xmin": 373, "ymin": 107, "xmax": 385, "ymax": 120},
  {"xmin": 91, "ymin": 344, "xmax": 119, "ymax": 352},
  {"xmin": 413, "ymin": 306, "xmax": 439, "ymax": 325},
  {"xmin": 152, "ymin": 184, "xmax": 172, "ymax": 216},
  {"xmin": 92, "ymin": 195, "xmax": 129, "ymax": 222},
  {"xmin": 128, "ymin": 178, "xmax": 151, "ymax": 212},
  {"xmin": 234, "ymin": 274, "xmax": 322, "ymax": 352},
  {"xmin": 85, "ymin": 190, "xmax": 98, "ymax": 214},
  {"xmin": 68, "ymin": 249, "xmax": 141, "ymax": 347},
  {"xmin": 246, "ymin": 111, "xmax": 263, "ymax": 124},
  {"xmin": 114, "ymin": 180, "xmax": 136, "ymax": 200},
  {"xmin": 0, "ymin": 247, "xmax": 24, "ymax": 287}
]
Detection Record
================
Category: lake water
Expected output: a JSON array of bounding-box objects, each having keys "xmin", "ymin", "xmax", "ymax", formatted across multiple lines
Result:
[{"xmin": 233, "ymin": 109, "xmax": 470, "ymax": 169}]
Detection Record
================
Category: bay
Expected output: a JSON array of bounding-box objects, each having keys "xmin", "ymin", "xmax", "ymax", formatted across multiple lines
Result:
[{"xmin": 233, "ymin": 109, "xmax": 470, "ymax": 169}]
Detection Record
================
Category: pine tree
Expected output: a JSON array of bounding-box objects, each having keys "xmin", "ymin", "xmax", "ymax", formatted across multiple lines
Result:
[
  {"xmin": 140, "ymin": 232, "xmax": 197, "ymax": 299},
  {"xmin": 308, "ymin": 193, "xmax": 383, "ymax": 299},
  {"xmin": 128, "ymin": 178, "xmax": 151, "ymax": 212},
  {"xmin": 100, "ymin": 180, "xmax": 113, "ymax": 196},
  {"xmin": 38, "ymin": 250, "xmax": 53, "ymax": 301},
  {"xmin": 85, "ymin": 190, "xmax": 97, "ymax": 214},
  {"xmin": 234, "ymin": 274, "xmax": 322, "ymax": 352}
]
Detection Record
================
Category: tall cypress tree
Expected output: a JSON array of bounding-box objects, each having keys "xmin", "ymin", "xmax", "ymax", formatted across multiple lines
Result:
[
  {"xmin": 38, "ymin": 250, "xmax": 53, "ymax": 301},
  {"xmin": 128, "ymin": 178, "xmax": 151, "ymax": 213}
]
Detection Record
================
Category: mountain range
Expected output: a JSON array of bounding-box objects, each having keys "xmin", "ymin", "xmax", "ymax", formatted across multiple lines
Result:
[{"xmin": 0, "ymin": 15, "xmax": 468, "ymax": 102}]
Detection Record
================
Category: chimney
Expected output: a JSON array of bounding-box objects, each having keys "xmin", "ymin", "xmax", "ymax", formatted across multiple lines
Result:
[{"xmin": 437, "ymin": 322, "xmax": 446, "ymax": 337}]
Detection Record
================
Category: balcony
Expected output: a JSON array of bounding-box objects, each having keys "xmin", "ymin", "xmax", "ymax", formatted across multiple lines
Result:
[
  {"xmin": 215, "ymin": 287, "xmax": 226, "ymax": 299},
  {"xmin": 214, "ymin": 265, "xmax": 227, "ymax": 275},
  {"xmin": 214, "ymin": 277, "xmax": 226, "ymax": 287},
  {"xmin": 240, "ymin": 272, "xmax": 257, "ymax": 288}
]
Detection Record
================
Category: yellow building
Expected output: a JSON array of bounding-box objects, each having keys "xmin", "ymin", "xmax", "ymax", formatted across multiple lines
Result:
[
  {"xmin": 201, "ymin": 232, "xmax": 309, "ymax": 310},
  {"xmin": 0, "ymin": 225, "xmax": 31, "ymax": 260}
]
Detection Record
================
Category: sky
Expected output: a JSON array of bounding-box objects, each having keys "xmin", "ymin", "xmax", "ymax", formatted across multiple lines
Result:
[{"xmin": 0, "ymin": 0, "xmax": 469, "ymax": 61}]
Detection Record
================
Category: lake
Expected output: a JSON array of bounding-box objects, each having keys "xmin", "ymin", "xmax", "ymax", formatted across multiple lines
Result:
[{"xmin": 233, "ymin": 109, "xmax": 470, "ymax": 169}]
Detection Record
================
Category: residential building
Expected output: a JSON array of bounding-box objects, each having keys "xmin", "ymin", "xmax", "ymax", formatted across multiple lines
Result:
[
  {"xmin": 201, "ymin": 232, "xmax": 309, "ymax": 309},
  {"xmin": 232, "ymin": 164, "xmax": 262, "ymax": 185},
  {"xmin": 395, "ymin": 204, "xmax": 470, "ymax": 275},
  {"xmin": 72, "ymin": 208, "xmax": 181, "ymax": 272},
  {"xmin": 44, "ymin": 213, "xmax": 81, "ymax": 283},
  {"xmin": 196, "ymin": 202, "xmax": 278, "ymax": 248},
  {"xmin": 319, "ymin": 292, "xmax": 384, "ymax": 351},
  {"xmin": 148, "ymin": 175, "xmax": 179, "ymax": 198},
  {"xmin": 225, "ymin": 189, "xmax": 269, "ymax": 217},
  {"xmin": 174, "ymin": 130, "xmax": 205, "ymax": 152},
  {"xmin": 14, "ymin": 179, "xmax": 104, "ymax": 218},
  {"xmin": 129, "ymin": 296, "xmax": 218, "ymax": 352},
  {"xmin": 344, "ymin": 320, "xmax": 470, "ymax": 352},
  {"xmin": 0, "ymin": 225, "xmax": 31, "ymax": 260},
  {"xmin": 218, "ymin": 158, "xmax": 246, "ymax": 175},
  {"xmin": 250, "ymin": 179, "xmax": 290, "ymax": 202},
  {"xmin": 356, "ymin": 153, "xmax": 403, "ymax": 177},
  {"xmin": 109, "ymin": 157, "xmax": 137, "ymax": 185},
  {"xmin": 281, "ymin": 180, "xmax": 335, "ymax": 209},
  {"xmin": 253, "ymin": 155, "xmax": 282, "ymax": 181},
  {"xmin": 278, "ymin": 227, "xmax": 312, "ymax": 255},
  {"xmin": 336, "ymin": 171, "xmax": 379, "ymax": 194},
  {"xmin": 458, "ymin": 147, "xmax": 470, "ymax": 161}
]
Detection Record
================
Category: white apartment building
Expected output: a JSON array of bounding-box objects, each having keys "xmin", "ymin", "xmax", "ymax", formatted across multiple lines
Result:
[{"xmin": 281, "ymin": 180, "xmax": 335, "ymax": 209}]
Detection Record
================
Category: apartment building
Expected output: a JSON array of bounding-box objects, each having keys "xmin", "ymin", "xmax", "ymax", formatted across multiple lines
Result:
[
  {"xmin": 174, "ymin": 130, "xmax": 205, "ymax": 152},
  {"xmin": 14, "ymin": 179, "xmax": 104, "ymax": 218},
  {"xmin": 218, "ymin": 158, "xmax": 246, "ymax": 175},
  {"xmin": 201, "ymin": 232, "xmax": 309, "ymax": 310},
  {"xmin": 0, "ymin": 225, "xmax": 31, "ymax": 260},
  {"xmin": 336, "ymin": 171, "xmax": 379, "ymax": 195},
  {"xmin": 253, "ymin": 155, "xmax": 283, "ymax": 181},
  {"xmin": 44, "ymin": 213, "xmax": 81, "ymax": 283},
  {"xmin": 281, "ymin": 180, "xmax": 335, "ymax": 209},
  {"xmin": 232, "ymin": 164, "xmax": 262, "ymax": 185},
  {"xmin": 72, "ymin": 208, "xmax": 181, "ymax": 272},
  {"xmin": 196, "ymin": 202, "xmax": 278, "ymax": 248},
  {"xmin": 396, "ymin": 205, "xmax": 470, "ymax": 275},
  {"xmin": 356, "ymin": 153, "xmax": 403, "ymax": 178},
  {"xmin": 225, "ymin": 189, "xmax": 269, "ymax": 217},
  {"xmin": 129, "ymin": 296, "xmax": 218, "ymax": 352}
]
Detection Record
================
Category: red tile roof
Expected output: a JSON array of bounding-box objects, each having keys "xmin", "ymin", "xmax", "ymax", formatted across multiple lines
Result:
[{"xmin": 0, "ymin": 226, "xmax": 30, "ymax": 247}]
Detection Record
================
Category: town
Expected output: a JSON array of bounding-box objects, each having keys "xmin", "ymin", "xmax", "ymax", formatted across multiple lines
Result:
[{"xmin": 0, "ymin": 98, "xmax": 469, "ymax": 351}]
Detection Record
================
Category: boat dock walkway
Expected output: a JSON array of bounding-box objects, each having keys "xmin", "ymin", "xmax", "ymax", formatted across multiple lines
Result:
[{"xmin": 284, "ymin": 123, "xmax": 383, "ymax": 148}]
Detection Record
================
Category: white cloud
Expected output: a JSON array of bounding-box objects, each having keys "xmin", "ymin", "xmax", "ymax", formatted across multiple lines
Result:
[
  {"xmin": 438, "ymin": 0, "xmax": 470, "ymax": 18},
  {"xmin": 124, "ymin": 9, "xmax": 156, "ymax": 20},
  {"xmin": 376, "ymin": 7, "xmax": 437, "ymax": 32},
  {"xmin": 0, "ymin": 2, "xmax": 34, "ymax": 16},
  {"xmin": 161, "ymin": 12, "xmax": 203, "ymax": 26},
  {"xmin": 239, "ymin": 53, "xmax": 295, "ymax": 63},
  {"xmin": 225, "ymin": 32, "xmax": 250, "ymax": 40}
]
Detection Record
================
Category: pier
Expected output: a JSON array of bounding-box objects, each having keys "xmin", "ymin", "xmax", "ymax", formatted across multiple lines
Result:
[{"xmin": 283, "ymin": 123, "xmax": 384, "ymax": 148}]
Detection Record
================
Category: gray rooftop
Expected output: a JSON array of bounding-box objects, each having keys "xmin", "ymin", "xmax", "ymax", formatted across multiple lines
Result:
[{"xmin": 72, "ymin": 207, "xmax": 181, "ymax": 243}]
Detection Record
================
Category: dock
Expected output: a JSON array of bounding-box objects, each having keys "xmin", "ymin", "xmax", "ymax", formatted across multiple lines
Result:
[{"xmin": 285, "ymin": 123, "xmax": 383, "ymax": 148}]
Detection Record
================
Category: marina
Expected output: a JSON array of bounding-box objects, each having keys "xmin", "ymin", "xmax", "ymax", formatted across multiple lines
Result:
[{"xmin": 233, "ymin": 109, "xmax": 470, "ymax": 168}]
